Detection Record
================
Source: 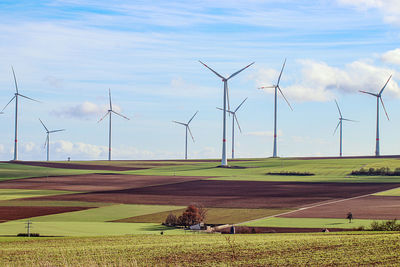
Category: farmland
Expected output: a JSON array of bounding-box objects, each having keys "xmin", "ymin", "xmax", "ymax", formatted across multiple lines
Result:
[{"xmin": 1, "ymin": 157, "xmax": 400, "ymax": 265}]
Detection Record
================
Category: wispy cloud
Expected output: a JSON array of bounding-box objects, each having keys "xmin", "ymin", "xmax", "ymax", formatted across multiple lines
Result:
[{"xmin": 52, "ymin": 101, "xmax": 122, "ymax": 120}]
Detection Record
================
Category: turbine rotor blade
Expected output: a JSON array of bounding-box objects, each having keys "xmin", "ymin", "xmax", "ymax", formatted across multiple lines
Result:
[
  {"xmin": 172, "ymin": 120, "xmax": 187, "ymax": 126},
  {"xmin": 380, "ymin": 97, "xmax": 390, "ymax": 121},
  {"xmin": 234, "ymin": 97, "xmax": 248, "ymax": 112},
  {"xmin": 98, "ymin": 111, "xmax": 110, "ymax": 123},
  {"xmin": 187, "ymin": 111, "xmax": 198, "ymax": 124},
  {"xmin": 276, "ymin": 58, "xmax": 286, "ymax": 86},
  {"xmin": 334, "ymin": 99, "xmax": 342, "ymax": 118},
  {"xmin": 333, "ymin": 121, "xmax": 340, "ymax": 135},
  {"xmin": 198, "ymin": 60, "xmax": 225, "ymax": 80},
  {"xmin": 44, "ymin": 135, "xmax": 48, "ymax": 149},
  {"xmin": 39, "ymin": 118, "xmax": 49, "ymax": 132},
  {"xmin": 49, "ymin": 129, "xmax": 66, "ymax": 133},
  {"xmin": 111, "ymin": 110, "xmax": 129, "ymax": 120},
  {"xmin": 227, "ymin": 62, "xmax": 255, "ymax": 80},
  {"xmin": 11, "ymin": 66, "xmax": 18, "ymax": 94},
  {"xmin": 109, "ymin": 88, "xmax": 112, "ymax": 110},
  {"xmin": 226, "ymin": 85, "xmax": 230, "ymax": 113},
  {"xmin": 234, "ymin": 114, "xmax": 242, "ymax": 133},
  {"xmin": 258, "ymin": 86, "xmax": 275, "ymax": 89},
  {"xmin": 277, "ymin": 85, "xmax": 293, "ymax": 111},
  {"xmin": 18, "ymin": 94, "xmax": 40, "ymax": 103},
  {"xmin": 359, "ymin": 90, "xmax": 378, "ymax": 97},
  {"xmin": 378, "ymin": 75, "xmax": 392, "ymax": 96},
  {"xmin": 187, "ymin": 126, "xmax": 195, "ymax": 142},
  {"xmin": 1, "ymin": 96, "xmax": 16, "ymax": 112},
  {"xmin": 342, "ymin": 118, "xmax": 358, "ymax": 122}
]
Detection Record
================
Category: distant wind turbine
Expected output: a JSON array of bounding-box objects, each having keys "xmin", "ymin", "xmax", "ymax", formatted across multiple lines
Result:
[
  {"xmin": 39, "ymin": 119, "xmax": 65, "ymax": 161},
  {"xmin": 359, "ymin": 75, "xmax": 392, "ymax": 157},
  {"xmin": 98, "ymin": 88, "xmax": 129, "ymax": 161},
  {"xmin": 199, "ymin": 60, "xmax": 254, "ymax": 166},
  {"xmin": 1, "ymin": 67, "xmax": 40, "ymax": 161},
  {"xmin": 217, "ymin": 97, "xmax": 247, "ymax": 159},
  {"xmin": 333, "ymin": 100, "xmax": 356, "ymax": 157},
  {"xmin": 173, "ymin": 111, "xmax": 198, "ymax": 160},
  {"xmin": 259, "ymin": 59, "xmax": 293, "ymax": 158}
]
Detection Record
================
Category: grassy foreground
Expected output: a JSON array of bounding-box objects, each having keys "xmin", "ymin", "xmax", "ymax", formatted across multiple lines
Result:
[{"xmin": 1, "ymin": 233, "xmax": 400, "ymax": 266}]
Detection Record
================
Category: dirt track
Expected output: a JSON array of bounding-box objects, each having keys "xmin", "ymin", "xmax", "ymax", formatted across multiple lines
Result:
[
  {"xmin": 31, "ymin": 180, "xmax": 400, "ymax": 209},
  {"xmin": 0, "ymin": 173, "xmax": 206, "ymax": 191},
  {"xmin": 0, "ymin": 206, "xmax": 90, "ymax": 222},
  {"xmin": 280, "ymin": 195, "xmax": 400, "ymax": 220}
]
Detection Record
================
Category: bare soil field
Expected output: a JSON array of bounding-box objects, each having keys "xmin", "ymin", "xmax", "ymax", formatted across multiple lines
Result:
[
  {"xmin": 0, "ymin": 173, "xmax": 206, "ymax": 192},
  {"xmin": 0, "ymin": 206, "xmax": 90, "ymax": 222},
  {"xmin": 280, "ymin": 195, "xmax": 400, "ymax": 220},
  {"xmin": 31, "ymin": 180, "xmax": 400, "ymax": 209}
]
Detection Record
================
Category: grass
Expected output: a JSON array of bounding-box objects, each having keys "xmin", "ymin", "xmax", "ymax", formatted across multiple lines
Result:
[
  {"xmin": 1, "ymin": 233, "xmax": 400, "ymax": 266},
  {"xmin": 13, "ymin": 204, "xmax": 185, "ymax": 222},
  {"xmin": 374, "ymin": 187, "xmax": 400, "ymax": 196},
  {"xmin": 241, "ymin": 217, "xmax": 378, "ymax": 229},
  {"xmin": 0, "ymin": 162, "xmax": 104, "ymax": 181},
  {"xmin": 0, "ymin": 189, "xmax": 80, "ymax": 201},
  {"xmin": 117, "ymin": 208, "xmax": 293, "ymax": 224},
  {"xmin": 0, "ymin": 221, "xmax": 184, "ymax": 237},
  {"xmin": 125, "ymin": 158, "xmax": 400, "ymax": 183}
]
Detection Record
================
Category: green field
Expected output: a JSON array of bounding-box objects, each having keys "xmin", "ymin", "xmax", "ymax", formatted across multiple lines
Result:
[
  {"xmin": 374, "ymin": 187, "xmax": 400, "ymax": 196},
  {"xmin": 117, "ymin": 208, "xmax": 292, "ymax": 224},
  {"xmin": 1, "ymin": 233, "xmax": 400, "ymax": 266},
  {"xmin": 0, "ymin": 189, "xmax": 81, "ymax": 201}
]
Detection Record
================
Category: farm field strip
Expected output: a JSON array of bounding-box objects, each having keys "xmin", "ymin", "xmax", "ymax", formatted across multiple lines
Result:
[
  {"xmin": 0, "ymin": 189, "xmax": 82, "ymax": 201},
  {"xmin": 0, "ymin": 200, "xmax": 113, "ymax": 207},
  {"xmin": 1, "ymin": 233, "xmax": 400, "ymax": 266},
  {"xmin": 373, "ymin": 187, "xmax": 400, "ymax": 196}
]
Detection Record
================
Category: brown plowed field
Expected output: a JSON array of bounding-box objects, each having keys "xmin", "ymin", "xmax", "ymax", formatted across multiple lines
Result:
[
  {"xmin": 31, "ymin": 180, "xmax": 400, "ymax": 209},
  {"xmin": 280, "ymin": 195, "xmax": 400, "ymax": 220},
  {"xmin": 0, "ymin": 206, "xmax": 90, "ymax": 222},
  {"xmin": 0, "ymin": 174, "xmax": 206, "ymax": 192}
]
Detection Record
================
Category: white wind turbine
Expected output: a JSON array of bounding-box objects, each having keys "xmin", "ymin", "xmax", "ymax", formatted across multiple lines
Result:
[
  {"xmin": 333, "ymin": 100, "xmax": 356, "ymax": 157},
  {"xmin": 1, "ymin": 67, "xmax": 40, "ymax": 161},
  {"xmin": 39, "ymin": 119, "xmax": 65, "ymax": 161},
  {"xmin": 259, "ymin": 59, "xmax": 293, "ymax": 158},
  {"xmin": 98, "ymin": 88, "xmax": 129, "ymax": 161},
  {"xmin": 217, "ymin": 97, "xmax": 247, "ymax": 159},
  {"xmin": 199, "ymin": 61, "xmax": 254, "ymax": 166},
  {"xmin": 173, "ymin": 111, "xmax": 198, "ymax": 160},
  {"xmin": 359, "ymin": 75, "xmax": 392, "ymax": 157}
]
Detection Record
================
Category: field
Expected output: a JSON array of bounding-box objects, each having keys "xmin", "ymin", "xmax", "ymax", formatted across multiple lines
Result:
[
  {"xmin": 1, "ymin": 233, "xmax": 400, "ymax": 266},
  {"xmin": 1, "ymin": 157, "xmax": 400, "ymax": 265}
]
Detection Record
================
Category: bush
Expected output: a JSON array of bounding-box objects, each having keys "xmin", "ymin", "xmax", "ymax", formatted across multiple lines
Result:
[
  {"xmin": 165, "ymin": 213, "xmax": 178, "ymax": 226},
  {"xmin": 370, "ymin": 219, "xmax": 400, "ymax": 231},
  {"xmin": 17, "ymin": 233, "xmax": 40, "ymax": 237}
]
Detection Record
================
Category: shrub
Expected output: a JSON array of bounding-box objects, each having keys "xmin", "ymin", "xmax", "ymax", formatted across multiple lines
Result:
[
  {"xmin": 370, "ymin": 219, "xmax": 400, "ymax": 231},
  {"xmin": 17, "ymin": 233, "xmax": 40, "ymax": 237}
]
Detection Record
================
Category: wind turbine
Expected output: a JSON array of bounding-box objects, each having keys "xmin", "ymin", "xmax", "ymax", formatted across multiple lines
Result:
[
  {"xmin": 359, "ymin": 75, "xmax": 392, "ymax": 157},
  {"xmin": 199, "ymin": 60, "xmax": 254, "ymax": 166},
  {"xmin": 1, "ymin": 67, "xmax": 39, "ymax": 161},
  {"xmin": 217, "ymin": 97, "xmax": 247, "ymax": 159},
  {"xmin": 333, "ymin": 100, "xmax": 356, "ymax": 157},
  {"xmin": 259, "ymin": 59, "xmax": 293, "ymax": 158},
  {"xmin": 173, "ymin": 111, "xmax": 198, "ymax": 160},
  {"xmin": 39, "ymin": 119, "xmax": 65, "ymax": 161},
  {"xmin": 98, "ymin": 88, "xmax": 129, "ymax": 161}
]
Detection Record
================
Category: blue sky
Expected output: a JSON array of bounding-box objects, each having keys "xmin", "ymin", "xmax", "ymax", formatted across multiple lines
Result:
[{"xmin": 0, "ymin": 0, "xmax": 400, "ymax": 161}]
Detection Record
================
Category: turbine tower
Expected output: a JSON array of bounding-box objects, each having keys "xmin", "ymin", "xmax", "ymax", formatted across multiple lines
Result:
[
  {"xmin": 1, "ymin": 67, "xmax": 39, "ymax": 161},
  {"xmin": 39, "ymin": 119, "xmax": 65, "ymax": 161},
  {"xmin": 259, "ymin": 59, "xmax": 293, "ymax": 158},
  {"xmin": 217, "ymin": 97, "xmax": 247, "ymax": 159},
  {"xmin": 199, "ymin": 61, "xmax": 254, "ymax": 166},
  {"xmin": 173, "ymin": 111, "xmax": 198, "ymax": 160},
  {"xmin": 360, "ymin": 75, "xmax": 392, "ymax": 157},
  {"xmin": 333, "ymin": 100, "xmax": 356, "ymax": 157},
  {"xmin": 98, "ymin": 88, "xmax": 129, "ymax": 161}
]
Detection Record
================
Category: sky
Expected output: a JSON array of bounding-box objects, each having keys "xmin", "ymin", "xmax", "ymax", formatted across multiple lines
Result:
[{"xmin": 1, "ymin": 0, "xmax": 400, "ymax": 161}]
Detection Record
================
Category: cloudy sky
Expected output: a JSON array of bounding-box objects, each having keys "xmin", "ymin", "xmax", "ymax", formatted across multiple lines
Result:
[{"xmin": 1, "ymin": 0, "xmax": 400, "ymax": 161}]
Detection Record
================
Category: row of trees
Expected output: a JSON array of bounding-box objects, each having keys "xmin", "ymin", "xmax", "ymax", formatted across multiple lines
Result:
[
  {"xmin": 351, "ymin": 167, "xmax": 400, "ymax": 176},
  {"xmin": 164, "ymin": 204, "xmax": 207, "ymax": 227}
]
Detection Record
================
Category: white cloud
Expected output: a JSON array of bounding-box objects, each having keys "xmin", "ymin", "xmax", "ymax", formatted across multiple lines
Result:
[
  {"xmin": 381, "ymin": 48, "xmax": 400, "ymax": 65},
  {"xmin": 52, "ymin": 101, "xmax": 122, "ymax": 120},
  {"xmin": 253, "ymin": 58, "xmax": 400, "ymax": 102},
  {"xmin": 338, "ymin": 0, "xmax": 400, "ymax": 25}
]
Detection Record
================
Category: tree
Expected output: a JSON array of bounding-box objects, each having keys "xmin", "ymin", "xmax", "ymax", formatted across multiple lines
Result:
[
  {"xmin": 165, "ymin": 213, "xmax": 178, "ymax": 226},
  {"xmin": 177, "ymin": 205, "xmax": 202, "ymax": 227}
]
